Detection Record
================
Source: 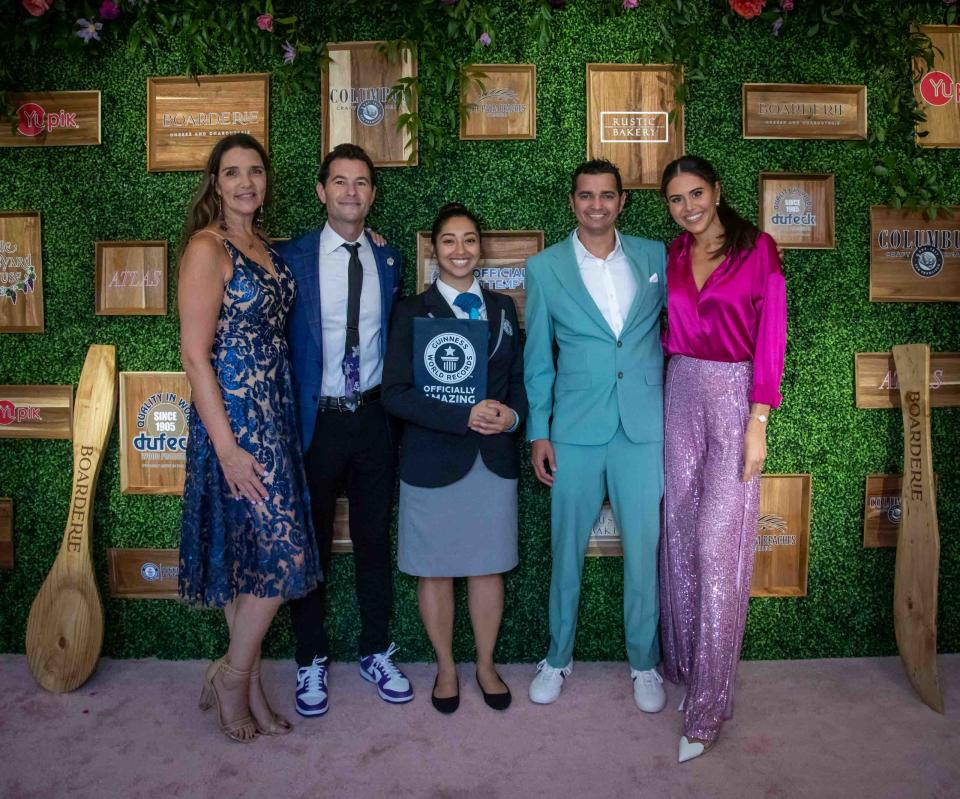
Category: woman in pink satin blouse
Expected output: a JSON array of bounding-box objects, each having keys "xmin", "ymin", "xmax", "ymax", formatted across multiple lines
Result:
[{"xmin": 657, "ymin": 155, "xmax": 787, "ymax": 763}]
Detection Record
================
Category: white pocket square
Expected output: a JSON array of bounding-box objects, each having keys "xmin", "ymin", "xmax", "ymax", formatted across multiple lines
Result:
[{"xmin": 649, "ymin": 273, "xmax": 659, "ymax": 283}]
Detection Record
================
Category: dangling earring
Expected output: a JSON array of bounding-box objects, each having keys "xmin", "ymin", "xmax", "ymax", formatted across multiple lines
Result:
[
  {"xmin": 256, "ymin": 204, "xmax": 265, "ymax": 228},
  {"xmin": 217, "ymin": 194, "xmax": 227, "ymax": 231}
]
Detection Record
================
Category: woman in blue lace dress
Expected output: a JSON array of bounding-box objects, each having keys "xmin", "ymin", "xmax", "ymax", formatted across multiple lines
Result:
[{"xmin": 178, "ymin": 133, "xmax": 321, "ymax": 743}]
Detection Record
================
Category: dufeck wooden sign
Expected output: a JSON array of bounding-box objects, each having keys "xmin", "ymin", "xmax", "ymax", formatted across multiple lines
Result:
[
  {"xmin": 869, "ymin": 206, "xmax": 960, "ymax": 302},
  {"xmin": 322, "ymin": 41, "xmax": 417, "ymax": 167},
  {"xmin": 759, "ymin": 173, "xmax": 835, "ymax": 249},
  {"xmin": 0, "ymin": 91, "xmax": 101, "ymax": 147},
  {"xmin": 586, "ymin": 64, "xmax": 684, "ymax": 189},
  {"xmin": 0, "ymin": 211, "xmax": 43, "ymax": 333},
  {"xmin": 855, "ymin": 352, "xmax": 960, "ymax": 409},
  {"xmin": 742, "ymin": 84, "xmax": 867, "ymax": 140},
  {"xmin": 415, "ymin": 230, "xmax": 543, "ymax": 328},
  {"xmin": 147, "ymin": 74, "xmax": 269, "ymax": 172}
]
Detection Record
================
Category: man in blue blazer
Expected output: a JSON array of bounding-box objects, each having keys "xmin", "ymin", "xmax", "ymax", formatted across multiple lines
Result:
[
  {"xmin": 276, "ymin": 143, "xmax": 412, "ymax": 717},
  {"xmin": 524, "ymin": 159, "xmax": 667, "ymax": 713}
]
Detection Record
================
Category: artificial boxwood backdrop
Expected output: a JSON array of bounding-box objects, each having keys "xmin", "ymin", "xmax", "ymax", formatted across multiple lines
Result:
[{"xmin": 0, "ymin": 0, "xmax": 957, "ymax": 663}]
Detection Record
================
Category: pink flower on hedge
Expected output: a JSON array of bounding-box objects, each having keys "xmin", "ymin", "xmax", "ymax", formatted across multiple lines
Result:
[
  {"xmin": 282, "ymin": 41, "xmax": 296, "ymax": 65},
  {"xmin": 479, "ymin": 32, "xmax": 491, "ymax": 46},
  {"xmin": 22, "ymin": 0, "xmax": 52, "ymax": 16},
  {"xmin": 729, "ymin": 0, "xmax": 766, "ymax": 18},
  {"xmin": 623, "ymin": 0, "xmax": 638, "ymax": 8},
  {"xmin": 256, "ymin": 13, "xmax": 274, "ymax": 32},
  {"xmin": 75, "ymin": 18, "xmax": 103, "ymax": 42},
  {"xmin": 780, "ymin": 0, "xmax": 794, "ymax": 10},
  {"xmin": 99, "ymin": 0, "xmax": 120, "ymax": 20}
]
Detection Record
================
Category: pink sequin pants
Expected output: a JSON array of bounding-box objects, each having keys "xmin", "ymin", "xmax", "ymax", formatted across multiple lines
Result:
[{"xmin": 659, "ymin": 355, "xmax": 760, "ymax": 743}]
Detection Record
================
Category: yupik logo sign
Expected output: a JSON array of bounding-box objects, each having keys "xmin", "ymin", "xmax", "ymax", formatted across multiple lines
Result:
[
  {"xmin": 919, "ymin": 71, "xmax": 959, "ymax": 106},
  {"xmin": 16, "ymin": 103, "xmax": 79, "ymax": 137}
]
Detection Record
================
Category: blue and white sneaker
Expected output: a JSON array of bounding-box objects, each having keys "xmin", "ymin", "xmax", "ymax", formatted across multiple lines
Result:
[
  {"xmin": 295, "ymin": 656, "xmax": 329, "ymax": 717},
  {"xmin": 359, "ymin": 642, "xmax": 413, "ymax": 704}
]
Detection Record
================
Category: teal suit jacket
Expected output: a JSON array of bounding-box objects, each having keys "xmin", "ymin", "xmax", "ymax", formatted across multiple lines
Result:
[{"xmin": 524, "ymin": 231, "xmax": 666, "ymax": 446}]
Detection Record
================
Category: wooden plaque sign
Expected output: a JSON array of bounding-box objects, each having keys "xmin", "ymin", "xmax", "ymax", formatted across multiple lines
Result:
[
  {"xmin": 0, "ymin": 385, "xmax": 72, "ymax": 439},
  {"xmin": 147, "ymin": 74, "xmax": 269, "ymax": 172},
  {"xmin": 759, "ymin": 173, "xmax": 835, "ymax": 249},
  {"xmin": 586, "ymin": 502, "xmax": 622, "ymax": 556},
  {"xmin": 460, "ymin": 64, "xmax": 536, "ymax": 140},
  {"xmin": 854, "ymin": 352, "xmax": 960, "ymax": 409},
  {"xmin": 0, "ymin": 211, "xmax": 43, "ymax": 333},
  {"xmin": 95, "ymin": 241, "xmax": 168, "ymax": 316},
  {"xmin": 107, "ymin": 548, "xmax": 179, "ymax": 599},
  {"xmin": 915, "ymin": 26, "xmax": 960, "ymax": 148},
  {"xmin": 322, "ymin": 41, "xmax": 417, "ymax": 167},
  {"xmin": 864, "ymin": 473, "xmax": 940, "ymax": 548},
  {"xmin": 751, "ymin": 474, "xmax": 811, "ymax": 598},
  {"xmin": 119, "ymin": 372, "xmax": 191, "ymax": 495},
  {"xmin": 586, "ymin": 64, "xmax": 684, "ymax": 190},
  {"xmin": 331, "ymin": 497, "xmax": 352, "ymax": 554},
  {"xmin": 415, "ymin": 230, "xmax": 544, "ymax": 328},
  {"xmin": 0, "ymin": 91, "xmax": 101, "ymax": 148},
  {"xmin": 0, "ymin": 498, "xmax": 12, "ymax": 569},
  {"xmin": 869, "ymin": 206, "xmax": 960, "ymax": 302},
  {"xmin": 742, "ymin": 84, "xmax": 867, "ymax": 140}
]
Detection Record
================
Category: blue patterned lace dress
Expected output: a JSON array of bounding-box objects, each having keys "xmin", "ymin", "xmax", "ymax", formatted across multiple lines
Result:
[{"xmin": 179, "ymin": 238, "xmax": 322, "ymax": 607}]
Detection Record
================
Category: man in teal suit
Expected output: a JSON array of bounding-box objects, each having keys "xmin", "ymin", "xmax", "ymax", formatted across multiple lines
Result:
[{"xmin": 525, "ymin": 159, "xmax": 667, "ymax": 712}]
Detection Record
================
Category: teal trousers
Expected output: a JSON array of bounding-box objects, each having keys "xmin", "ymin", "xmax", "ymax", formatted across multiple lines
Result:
[{"xmin": 546, "ymin": 426, "xmax": 663, "ymax": 671}]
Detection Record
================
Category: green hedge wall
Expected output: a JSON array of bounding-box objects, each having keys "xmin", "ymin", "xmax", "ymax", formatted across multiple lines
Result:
[{"xmin": 1, "ymin": 1, "xmax": 957, "ymax": 664}]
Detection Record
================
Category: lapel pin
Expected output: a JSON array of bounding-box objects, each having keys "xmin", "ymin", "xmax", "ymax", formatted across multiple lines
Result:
[
  {"xmin": 386, "ymin": 257, "xmax": 395, "ymax": 267},
  {"xmin": 503, "ymin": 319, "xmax": 514, "ymax": 336}
]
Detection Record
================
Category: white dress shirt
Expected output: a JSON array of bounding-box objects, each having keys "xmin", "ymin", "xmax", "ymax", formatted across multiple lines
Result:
[
  {"xmin": 318, "ymin": 222, "xmax": 383, "ymax": 396},
  {"xmin": 435, "ymin": 277, "xmax": 487, "ymax": 321},
  {"xmin": 572, "ymin": 229, "xmax": 637, "ymax": 338}
]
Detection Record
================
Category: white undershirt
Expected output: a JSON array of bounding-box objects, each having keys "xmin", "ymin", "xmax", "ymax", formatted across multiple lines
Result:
[
  {"xmin": 317, "ymin": 222, "xmax": 383, "ymax": 396},
  {"xmin": 435, "ymin": 277, "xmax": 487, "ymax": 321},
  {"xmin": 572, "ymin": 229, "xmax": 636, "ymax": 338}
]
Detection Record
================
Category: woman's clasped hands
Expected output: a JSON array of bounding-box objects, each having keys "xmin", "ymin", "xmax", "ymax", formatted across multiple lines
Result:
[{"xmin": 468, "ymin": 399, "xmax": 515, "ymax": 435}]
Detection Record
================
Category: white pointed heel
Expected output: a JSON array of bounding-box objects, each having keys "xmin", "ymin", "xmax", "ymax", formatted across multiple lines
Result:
[{"xmin": 678, "ymin": 735, "xmax": 712, "ymax": 763}]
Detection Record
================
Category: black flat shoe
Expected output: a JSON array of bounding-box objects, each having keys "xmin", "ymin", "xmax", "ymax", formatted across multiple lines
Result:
[
  {"xmin": 431, "ymin": 675, "xmax": 460, "ymax": 714},
  {"xmin": 476, "ymin": 671, "xmax": 511, "ymax": 711}
]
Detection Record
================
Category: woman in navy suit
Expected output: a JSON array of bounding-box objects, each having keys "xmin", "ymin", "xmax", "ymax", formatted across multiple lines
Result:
[{"xmin": 383, "ymin": 203, "xmax": 527, "ymax": 713}]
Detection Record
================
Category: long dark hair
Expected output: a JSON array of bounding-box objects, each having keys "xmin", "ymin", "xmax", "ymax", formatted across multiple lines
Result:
[
  {"xmin": 660, "ymin": 155, "xmax": 758, "ymax": 259},
  {"xmin": 178, "ymin": 133, "xmax": 271, "ymax": 256},
  {"xmin": 430, "ymin": 202, "xmax": 483, "ymax": 249}
]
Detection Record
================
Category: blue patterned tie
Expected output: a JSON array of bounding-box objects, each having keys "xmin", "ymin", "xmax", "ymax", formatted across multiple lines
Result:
[
  {"xmin": 453, "ymin": 292, "xmax": 482, "ymax": 320},
  {"xmin": 342, "ymin": 243, "xmax": 362, "ymax": 410}
]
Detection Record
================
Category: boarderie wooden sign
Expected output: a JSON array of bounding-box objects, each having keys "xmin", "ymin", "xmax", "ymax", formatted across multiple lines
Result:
[
  {"xmin": 751, "ymin": 474, "xmax": 811, "ymax": 597},
  {"xmin": 914, "ymin": 26, "xmax": 960, "ymax": 148},
  {"xmin": 95, "ymin": 241, "xmax": 167, "ymax": 316},
  {"xmin": 0, "ymin": 211, "xmax": 43, "ymax": 333},
  {"xmin": 0, "ymin": 385, "xmax": 72, "ymax": 439},
  {"xmin": 415, "ymin": 230, "xmax": 543, "ymax": 329},
  {"xmin": 870, "ymin": 206, "xmax": 960, "ymax": 302},
  {"xmin": 0, "ymin": 498, "xmax": 12, "ymax": 569},
  {"xmin": 759, "ymin": 173, "xmax": 835, "ymax": 249},
  {"xmin": 119, "ymin": 372, "xmax": 191, "ymax": 495},
  {"xmin": 107, "ymin": 548, "xmax": 179, "ymax": 598},
  {"xmin": 864, "ymin": 473, "xmax": 940, "ymax": 548},
  {"xmin": 586, "ymin": 64, "xmax": 684, "ymax": 190},
  {"xmin": 854, "ymin": 352, "xmax": 960, "ymax": 409},
  {"xmin": 147, "ymin": 73, "xmax": 269, "ymax": 172},
  {"xmin": 0, "ymin": 91, "xmax": 101, "ymax": 148},
  {"xmin": 323, "ymin": 41, "xmax": 417, "ymax": 167},
  {"xmin": 742, "ymin": 84, "xmax": 866, "ymax": 140},
  {"xmin": 460, "ymin": 64, "xmax": 536, "ymax": 140}
]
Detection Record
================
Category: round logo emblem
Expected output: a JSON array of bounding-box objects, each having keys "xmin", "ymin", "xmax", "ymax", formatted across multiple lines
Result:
[
  {"xmin": 424, "ymin": 334, "xmax": 476, "ymax": 384},
  {"xmin": 912, "ymin": 244, "xmax": 943, "ymax": 278},
  {"xmin": 886, "ymin": 504, "xmax": 902, "ymax": 525},
  {"xmin": 0, "ymin": 400, "xmax": 14, "ymax": 426},
  {"xmin": 356, "ymin": 99, "xmax": 385, "ymax": 126},
  {"xmin": 919, "ymin": 71, "xmax": 954, "ymax": 107},
  {"xmin": 140, "ymin": 562, "xmax": 161, "ymax": 581},
  {"xmin": 16, "ymin": 103, "xmax": 45, "ymax": 137},
  {"xmin": 145, "ymin": 401, "xmax": 188, "ymax": 437}
]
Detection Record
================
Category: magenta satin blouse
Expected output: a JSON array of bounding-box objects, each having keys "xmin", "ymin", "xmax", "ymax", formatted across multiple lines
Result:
[{"xmin": 663, "ymin": 230, "xmax": 787, "ymax": 408}]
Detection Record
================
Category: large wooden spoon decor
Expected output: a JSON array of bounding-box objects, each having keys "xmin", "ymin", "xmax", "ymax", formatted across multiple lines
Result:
[{"xmin": 26, "ymin": 344, "xmax": 117, "ymax": 693}]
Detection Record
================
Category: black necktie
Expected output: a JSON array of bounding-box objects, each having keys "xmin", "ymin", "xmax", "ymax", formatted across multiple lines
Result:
[{"xmin": 342, "ymin": 242, "xmax": 363, "ymax": 410}]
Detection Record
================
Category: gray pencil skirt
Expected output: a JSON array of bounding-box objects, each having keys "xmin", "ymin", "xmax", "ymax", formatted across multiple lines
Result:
[{"xmin": 398, "ymin": 453, "xmax": 518, "ymax": 578}]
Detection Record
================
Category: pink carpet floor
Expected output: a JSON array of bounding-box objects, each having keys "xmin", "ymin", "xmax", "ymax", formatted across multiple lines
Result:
[{"xmin": 1, "ymin": 654, "xmax": 957, "ymax": 799}]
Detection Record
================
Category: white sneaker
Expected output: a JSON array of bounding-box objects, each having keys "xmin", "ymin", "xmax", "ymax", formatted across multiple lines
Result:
[
  {"xmin": 630, "ymin": 667, "xmax": 666, "ymax": 713},
  {"xmin": 528, "ymin": 659, "xmax": 572, "ymax": 704}
]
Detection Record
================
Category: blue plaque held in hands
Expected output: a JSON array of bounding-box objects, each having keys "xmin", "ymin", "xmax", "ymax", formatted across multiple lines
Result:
[{"xmin": 413, "ymin": 317, "xmax": 488, "ymax": 405}]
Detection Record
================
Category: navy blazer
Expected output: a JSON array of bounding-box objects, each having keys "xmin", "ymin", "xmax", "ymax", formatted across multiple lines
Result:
[
  {"xmin": 276, "ymin": 228, "xmax": 404, "ymax": 450},
  {"xmin": 382, "ymin": 283, "xmax": 528, "ymax": 489}
]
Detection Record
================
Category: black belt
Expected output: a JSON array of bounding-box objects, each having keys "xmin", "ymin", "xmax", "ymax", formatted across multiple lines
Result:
[{"xmin": 317, "ymin": 386, "xmax": 381, "ymax": 412}]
